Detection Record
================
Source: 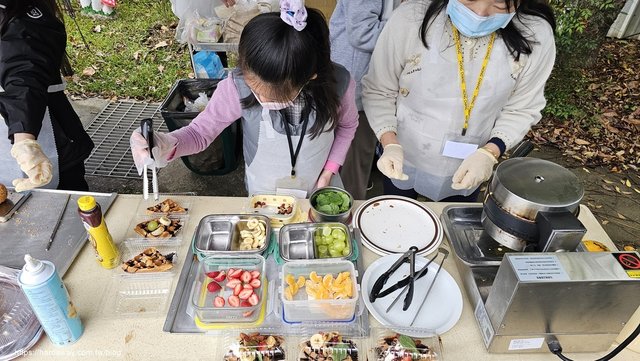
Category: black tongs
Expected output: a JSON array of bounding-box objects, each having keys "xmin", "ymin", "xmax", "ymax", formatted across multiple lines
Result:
[
  {"xmin": 369, "ymin": 246, "xmax": 419, "ymax": 311},
  {"xmin": 140, "ymin": 118, "xmax": 158, "ymax": 200}
]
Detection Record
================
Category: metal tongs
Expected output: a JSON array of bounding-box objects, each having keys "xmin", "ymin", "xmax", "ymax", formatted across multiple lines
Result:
[
  {"xmin": 141, "ymin": 118, "xmax": 158, "ymax": 200},
  {"xmin": 369, "ymin": 246, "xmax": 419, "ymax": 311}
]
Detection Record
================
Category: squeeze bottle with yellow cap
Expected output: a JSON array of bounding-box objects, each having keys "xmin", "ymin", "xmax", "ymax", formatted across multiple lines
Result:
[{"xmin": 77, "ymin": 196, "xmax": 119, "ymax": 269}]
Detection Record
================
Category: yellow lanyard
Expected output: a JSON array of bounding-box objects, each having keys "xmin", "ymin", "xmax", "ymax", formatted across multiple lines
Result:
[{"xmin": 452, "ymin": 26, "xmax": 496, "ymax": 136}]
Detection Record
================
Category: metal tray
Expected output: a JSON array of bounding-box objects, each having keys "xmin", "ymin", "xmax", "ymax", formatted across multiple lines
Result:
[
  {"xmin": 279, "ymin": 222, "xmax": 352, "ymax": 261},
  {"xmin": 192, "ymin": 214, "xmax": 271, "ymax": 256},
  {"xmin": 440, "ymin": 205, "xmax": 511, "ymax": 267},
  {"xmin": 0, "ymin": 190, "xmax": 31, "ymax": 223},
  {"xmin": 0, "ymin": 189, "xmax": 117, "ymax": 276},
  {"xmin": 164, "ymin": 230, "xmax": 370, "ymax": 335}
]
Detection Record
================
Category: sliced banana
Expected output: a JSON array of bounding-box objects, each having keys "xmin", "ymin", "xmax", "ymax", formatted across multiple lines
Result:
[
  {"xmin": 309, "ymin": 333, "xmax": 325, "ymax": 349},
  {"xmin": 247, "ymin": 218, "xmax": 259, "ymax": 229},
  {"xmin": 239, "ymin": 218, "xmax": 266, "ymax": 250},
  {"xmin": 159, "ymin": 216, "xmax": 171, "ymax": 226}
]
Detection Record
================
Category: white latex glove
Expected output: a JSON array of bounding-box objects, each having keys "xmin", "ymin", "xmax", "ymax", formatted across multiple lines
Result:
[
  {"xmin": 377, "ymin": 144, "xmax": 409, "ymax": 181},
  {"xmin": 130, "ymin": 128, "xmax": 178, "ymax": 175},
  {"xmin": 10, "ymin": 139, "xmax": 53, "ymax": 192},
  {"xmin": 451, "ymin": 148, "xmax": 498, "ymax": 190}
]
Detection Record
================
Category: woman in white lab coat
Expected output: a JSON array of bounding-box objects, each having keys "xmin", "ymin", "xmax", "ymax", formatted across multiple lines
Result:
[{"xmin": 362, "ymin": 0, "xmax": 555, "ymax": 201}]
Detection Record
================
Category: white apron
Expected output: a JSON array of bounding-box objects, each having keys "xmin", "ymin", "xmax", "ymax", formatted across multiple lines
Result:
[
  {"xmin": 0, "ymin": 83, "xmax": 63, "ymax": 189},
  {"xmin": 245, "ymin": 111, "xmax": 336, "ymax": 196},
  {"xmin": 392, "ymin": 19, "xmax": 515, "ymax": 200}
]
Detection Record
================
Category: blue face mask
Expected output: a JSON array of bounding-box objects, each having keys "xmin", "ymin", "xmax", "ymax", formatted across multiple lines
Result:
[{"xmin": 446, "ymin": 0, "xmax": 516, "ymax": 38}]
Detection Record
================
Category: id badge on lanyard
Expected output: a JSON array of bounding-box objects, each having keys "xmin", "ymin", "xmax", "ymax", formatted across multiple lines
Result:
[
  {"xmin": 278, "ymin": 112, "xmax": 311, "ymax": 198},
  {"xmin": 441, "ymin": 132, "xmax": 482, "ymax": 160}
]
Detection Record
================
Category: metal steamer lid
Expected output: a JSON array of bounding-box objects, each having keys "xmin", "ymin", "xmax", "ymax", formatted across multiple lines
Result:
[{"xmin": 493, "ymin": 158, "xmax": 584, "ymax": 208}]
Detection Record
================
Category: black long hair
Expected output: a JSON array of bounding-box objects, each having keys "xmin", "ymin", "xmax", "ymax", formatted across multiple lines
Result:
[
  {"xmin": 238, "ymin": 8, "xmax": 339, "ymax": 139},
  {"xmin": 419, "ymin": 0, "xmax": 556, "ymax": 61}
]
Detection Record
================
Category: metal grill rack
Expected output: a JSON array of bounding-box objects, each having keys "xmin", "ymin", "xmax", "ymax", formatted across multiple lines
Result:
[{"xmin": 85, "ymin": 101, "xmax": 168, "ymax": 179}]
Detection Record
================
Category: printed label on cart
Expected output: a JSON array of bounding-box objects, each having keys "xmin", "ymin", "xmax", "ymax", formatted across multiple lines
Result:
[
  {"xmin": 474, "ymin": 302, "xmax": 494, "ymax": 348},
  {"xmin": 612, "ymin": 252, "xmax": 640, "ymax": 278},
  {"xmin": 508, "ymin": 338, "xmax": 544, "ymax": 350},
  {"xmin": 509, "ymin": 255, "xmax": 570, "ymax": 282}
]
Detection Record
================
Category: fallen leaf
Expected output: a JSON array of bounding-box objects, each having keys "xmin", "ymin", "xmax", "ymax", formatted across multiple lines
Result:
[
  {"xmin": 603, "ymin": 179, "xmax": 613, "ymax": 184},
  {"xmin": 617, "ymin": 213, "xmax": 627, "ymax": 220},
  {"xmin": 625, "ymin": 179, "xmax": 631, "ymax": 187},
  {"xmin": 574, "ymin": 139, "xmax": 590, "ymax": 145},
  {"xmin": 621, "ymin": 191, "xmax": 632, "ymax": 195},
  {"xmin": 82, "ymin": 66, "xmax": 96, "ymax": 76},
  {"xmin": 153, "ymin": 41, "xmax": 169, "ymax": 49},
  {"xmin": 93, "ymin": 25, "xmax": 102, "ymax": 33},
  {"xmin": 157, "ymin": 65, "xmax": 165, "ymax": 73},
  {"xmin": 634, "ymin": 188, "xmax": 640, "ymax": 194},
  {"xmin": 133, "ymin": 51, "xmax": 141, "ymax": 61},
  {"xmin": 615, "ymin": 186, "xmax": 621, "ymax": 193},
  {"xmin": 582, "ymin": 167, "xmax": 591, "ymax": 173},
  {"xmin": 602, "ymin": 220, "xmax": 609, "ymax": 225},
  {"xmin": 602, "ymin": 184, "xmax": 612, "ymax": 191}
]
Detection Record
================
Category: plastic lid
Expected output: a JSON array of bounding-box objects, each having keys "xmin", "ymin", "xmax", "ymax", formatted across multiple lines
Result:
[
  {"xmin": 23, "ymin": 254, "xmax": 44, "ymax": 274},
  {"xmin": 77, "ymin": 196, "xmax": 97, "ymax": 211}
]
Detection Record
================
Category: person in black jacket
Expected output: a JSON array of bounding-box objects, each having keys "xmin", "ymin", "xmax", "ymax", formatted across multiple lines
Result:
[{"xmin": 0, "ymin": 0, "xmax": 94, "ymax": 192}]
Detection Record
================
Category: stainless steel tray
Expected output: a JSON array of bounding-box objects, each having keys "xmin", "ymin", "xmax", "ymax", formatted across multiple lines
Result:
[
  {"xmin": 279, "ymin": 222, "xmax": 352, "ymax": 261},
  {"xmin": 440, "ymin": 205, "xmax": 511, "ymax": 267},
  {"xmin": 164, "ymin": 229, "xmax": 370, "ymax": 335},
  {"xmin": 0, "ymin": 189, "xmax": 117, "ymax": 276},
  {"xmin": 192, "ymin": 214, "xmax": 271, "ymax": 256}
]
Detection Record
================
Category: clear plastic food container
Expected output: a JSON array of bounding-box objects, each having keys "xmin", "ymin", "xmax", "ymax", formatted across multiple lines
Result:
[
  {"xmin": 248, "ymin": 194, "xmax": 298, "ymax": 228},
  {"xmin": 296, "ymin": 331, "xmax": 361, "ymax": 361},
  {"xmin": 221, "ymin": 331, "xmax": 289, "ymax": 361},
  {"xmin": 281, "ymin": 260, "xmax": 358, "ymax": 322},
  {"xmin": 136, "ymin": 194, "xmax": 192, "ymax": 216},
  {"xmin": 119, "ymin": 239, "xmax": 180, "ymax": 275},
  {"xmin": 99, "ymin": 273, "xmax": 175, "ymax": 318},
  {"xmin": 191, "ymin": 255, "xmax": 266, "ymax": 324},
  {"xmin": 126, "ymin": 214, "xmax": 188, "ymax": 240},
  {"xmin": 367, "ymin": 326, "xmax": 443, "ymax": 361},
  {"xmin": 279, "ymin": 223, "xmax": 352, "ymax": 261}
]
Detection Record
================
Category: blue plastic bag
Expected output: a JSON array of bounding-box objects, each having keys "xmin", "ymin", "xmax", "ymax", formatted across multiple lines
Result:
[{"xmin": 193, "ymin": 51, "xmax": 226, "ymax": 79}]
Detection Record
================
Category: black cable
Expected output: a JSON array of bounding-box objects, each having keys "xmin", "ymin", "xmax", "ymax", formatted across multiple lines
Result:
[{"xmin": 547, "ymin": 321, "xmax": 640, "ymax": 361}]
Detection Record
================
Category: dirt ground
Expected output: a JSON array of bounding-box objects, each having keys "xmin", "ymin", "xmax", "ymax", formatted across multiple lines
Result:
[{"xmin": 527, "ymin": 144, "xmax": 640, "ymax": 251}]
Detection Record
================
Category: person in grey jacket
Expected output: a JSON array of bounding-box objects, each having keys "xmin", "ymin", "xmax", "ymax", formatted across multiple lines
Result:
[{"xmin": 329, "ymin": 0, "xmax": 401, "ymax": 200}]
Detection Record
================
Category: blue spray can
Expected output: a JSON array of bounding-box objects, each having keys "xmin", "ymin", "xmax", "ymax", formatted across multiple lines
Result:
[{"xmin": 17, "ymin": 254, "xmax": 83, "ymax": 346}]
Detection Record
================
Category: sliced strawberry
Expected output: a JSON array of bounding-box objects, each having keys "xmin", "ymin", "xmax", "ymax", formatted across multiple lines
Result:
[
  {"xmin": 213, "ymin": 296, "xmax": 225, "ymax": 307},
  {"xmin": 207, "ymin": 281, "xmax": 222, "ymax": 293},
  {"xmin": 241, "ymin": 271, "xmax": 252, "ymax": 283},
  {"xmin": 240, "ymin": 300, "xmax": 252, "ymax": 307},
  {"xmin": 228, "ymin": 295, "xmax": 240, "ymax": 307},
  {"xmin": 242, "ymin": 310, "xmax": 254, "ymax": 317},
  {"xmin": 243, "ymin": 284, "xmax": 253, "ymax": 289},
  {"xmin": 205, "ymin": 271, "xmax": 220, "ymax": 279},
  {"xmin": 257, "ymin": 342, "xmax": 267, "ymax": 351},
  {"xmin": 250, "ymin": 270, "xmax": 260, "ymax": 279},
  {"xmin": 233, "ymin": 283, "xmax": 243, "ymax": 296},
  {"xmin": 212, "ymin": 271, "xmax": 226, "ymax": 282},
  {"xmin": 228, "ymin": 269, "xmax": 243, "ymax": 279},
  {"xmin": 226, "ymin": 279, "xmax": 242, "ymax": 289},
  {"xmin": 226, "ymin": 268, "xmax": 235, "ymax": 280},
  {"xmin": 238, "ymin": 289, "xmax": 253, "ymax": 300},
  {"xmin": 249, "ymin": 279, "xmax": 261, "ymax": 289},
  {"xmin": 248, "ymin": 293, "xmax": 260, "ymax": 306}
]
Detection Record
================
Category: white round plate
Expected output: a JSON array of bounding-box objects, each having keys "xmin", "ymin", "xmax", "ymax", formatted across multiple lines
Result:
[
  {"xmin": 353, "ymin": 196, "xmax": 443, "ymax": 256},
  {"xmin": 361, "ymin": 254, "xmax": 463, "ymax": 336}
]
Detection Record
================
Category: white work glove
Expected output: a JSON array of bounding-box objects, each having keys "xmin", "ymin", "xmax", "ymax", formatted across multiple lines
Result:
[
  {"xmin": 451, "ymin": 148, "xmax": 498, "ymax": 190},
  {"xmin": 130, "ymin": 128, "xmax": 178, "ymax": 176},
  {"xmin": 377, "ymin": 144, "xmax": 409, "ymax": 181},
  {"xmin": 10, "ymin": 139, "xmax": 53, "ymax": 192}
]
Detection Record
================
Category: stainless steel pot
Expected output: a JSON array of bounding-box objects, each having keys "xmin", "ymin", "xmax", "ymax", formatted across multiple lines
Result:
[{"xmin": 481, "ymin": 158, "xmax": 584, "ymax": 251}]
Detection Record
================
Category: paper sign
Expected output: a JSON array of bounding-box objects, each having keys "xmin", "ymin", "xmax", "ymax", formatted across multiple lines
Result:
[{"xmin": 442, "ymin": 141, "xmax": 478, "ymax": 159}]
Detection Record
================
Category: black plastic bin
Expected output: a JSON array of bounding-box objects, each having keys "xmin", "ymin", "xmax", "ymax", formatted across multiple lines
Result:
[{"xmin": 160, "ymin": 79, "xmax": 241, "ymax": 176}]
